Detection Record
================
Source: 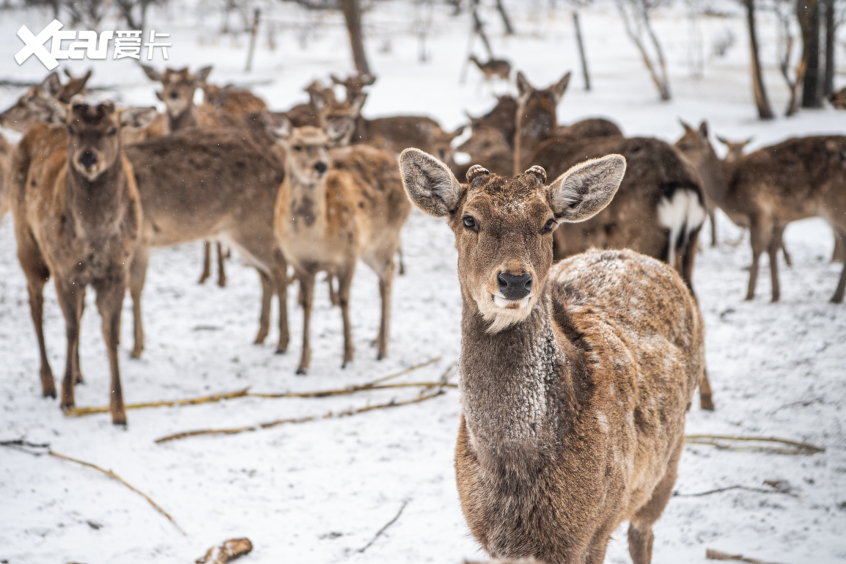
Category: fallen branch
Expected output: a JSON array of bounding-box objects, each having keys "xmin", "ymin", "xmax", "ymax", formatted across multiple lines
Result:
[
  {"xmin": 155, "ymin": 366, "xmax": 456, "ymax": 444},
  {"xmin": 685, "ymin": 434, "xmax": 823, "ymax": 454},
  {"xmin": 65, "ymin": 357, "xmax": 443, "ymax": 416},
  {"xmin": 674, "ymin": 484, "xmax": 799, "ymax": 498},
  {"xmin": 64, "ymin": 388, "xmax": 251, "ymax": 416},
  {"xmin": 706, "ymin": 548, "xmax": 790, "ymax": 564},
  {"xmin": 358, "ymin": 500, "xmax": 409, "ymax": 553},
  {"xmin": 0, "ymin": 439, "xmax": 184, "ymax": 535}
]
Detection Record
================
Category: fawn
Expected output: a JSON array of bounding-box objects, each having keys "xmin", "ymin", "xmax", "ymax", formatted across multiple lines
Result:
[
  {"xmin": 400, "ymin": 149, "xmax": 704, "ymax": 564},
  {"xmin": 11, "ymin": 101, "xmax": 153, "ymax": 425},
  {"xmin": 271, "ymin": 117, "xmax": 410, "ymax": 374},
  {"xmin": 469, "ymin": 55, "xmax": 512, "ymax": 83}
]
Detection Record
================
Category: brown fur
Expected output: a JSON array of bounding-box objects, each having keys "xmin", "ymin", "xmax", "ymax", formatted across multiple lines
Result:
[
  {"xmin": 829, "ymin": 87, "xmax": 846, "ymax": 110},
  {"xmin": 0, "ymin": 71, "xmax": 89, "ymax": 133},
  {"xmin": 331, "ymin": 72, "xmax": 376, "ymax": 100},
  {"xmin": 0, "ymin": 133, "xmax": 11, "ymax": 225},
  {"xmin": 400, "ymin": 149, "xmax": 704, "ymax": 564},
  {"xmin": 11, "ymin": 102, "xmax": 142, "ymax": 425},
  {"xmin": 470, "ymin": 56, "xmax": 512, "ymax": 81},
  {"xmin": 124, "ymin": 128, "xmax": 289, "ymax": 357},
  {"xmin": 272, "ymin": 121, "xmax": 410, "ymax": 373}
]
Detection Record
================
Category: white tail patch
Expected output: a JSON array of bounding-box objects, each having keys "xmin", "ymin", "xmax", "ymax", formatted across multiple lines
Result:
[{"xmin": 657, "ymin": 188, "xmax": 706, "ymax": 267}]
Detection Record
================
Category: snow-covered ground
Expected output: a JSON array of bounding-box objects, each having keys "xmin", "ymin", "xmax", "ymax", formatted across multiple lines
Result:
[{"xmin": 1, "ymin": 2, "xmax": 845, "ymax": 563}]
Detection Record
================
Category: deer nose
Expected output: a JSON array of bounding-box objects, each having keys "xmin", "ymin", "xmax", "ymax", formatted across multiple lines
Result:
[
  {"xmin": 79, "ymin": 151, "xmax": 97, "ymax": 168},
  {"xmin": 314, "ymin": 161, "xmax": 327, "ymax": 174},
  {"xmin": 497, "ymin": 272, "xmax": 533, "ymax": 300},
  {"xmin": 169, "ymin": 91, "xmax": 179, "ymax": 99}
]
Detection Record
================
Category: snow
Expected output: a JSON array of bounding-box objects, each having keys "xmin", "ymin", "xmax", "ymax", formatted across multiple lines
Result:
[{"xmin": 1, "ymin": 1, "xmax": 845, "ymax": 563}]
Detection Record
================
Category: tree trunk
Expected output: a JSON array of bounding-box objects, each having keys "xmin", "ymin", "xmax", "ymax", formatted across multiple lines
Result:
[
  {"xmin": 495, "ymin": 0, "xmax": 515, "ymax": 35},
  {"xmin": 573, "ymin": 11, "xmax": 591, "ymax": 91},
  {"xmin": 823, "ymin": 0, "xmax": 835, "ymax": 96},
  {"xmin": 472, "ymin": 7, "xmax": 494, "ymax": 58},
  {"xmin": 798, "ymin": 0, "xmax": 822, "ymax": 108},
  {"xmin": 340, "ymin": 0, "xmax": 371, "ymax": 75},
  {"xmin": 245, "ymin": 8, "xmax": 260, "ymax": 72},
  {"xmin": 745, "ymin": 0, "xmax": 774, "ymax": 119}
]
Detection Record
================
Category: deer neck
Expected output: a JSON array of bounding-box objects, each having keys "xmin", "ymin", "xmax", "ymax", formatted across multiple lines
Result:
[
  {"xmin": 64, "ymin": 155, "xmax": 129, "ymax": 233},
  {"xmin": 282, "ymin": 168, "xmax": 328, "ymax": 238},
  {"xmin": 459, "ymin": 292, "xmax": 575, "ymax": 471},
  {"xmin": 169, "ymin": 105, "xmax": 197, "ymax": 131},
  {"xmin": 513, "ymin": 104, "xmax": 555, "ymax": 176}
]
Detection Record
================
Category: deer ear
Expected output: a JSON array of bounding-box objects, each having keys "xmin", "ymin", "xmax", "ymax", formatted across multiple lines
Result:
[
  {"xmin": 399, "ymin": 148, "xmax": 464, "ymax": 217},
  {"xmin": 516, "ymin": 71, "xmax": 532, "ymax": 98},
  {"xmin": 263, "ymin": 111, "xmax": 292, "ymax": 140},
  {"xmin": 120, "ymin": 106, "xmax": 157, "ymax": 128},
  {"xmin": 330, "ymin": 74, "xmax": 343, "ymax": 85},
  {"xmin": 679, "ymin": 118, "xmax": 694, "ymax": 133},
  {"xmin": 326, "ymin": 117, "xmax": 354, "ymax": 145},
  {"xmin": 698, "ymin": 121, "xmax": 709, "ymax": 138},
  {"xmin": 195, "ymin": 66, "xmax": 213, "ymax": 84},
  {"xmin": 551, "ymin": 71, "xmax": 571, "ymax": 103},
  {"xmin": 41, "ymin": 72, "xmax": 61, "ymax": 96},
  {"xmin": 362, "ymin": 73, "xmax": 376, "ymax": 85},
  {"xmin": 547, "ymin": 155, "xmax": 626, "ymax": 222},
  {"xmin": 141, "ymin": 64, "xmax": 162, "ymax": 82}
]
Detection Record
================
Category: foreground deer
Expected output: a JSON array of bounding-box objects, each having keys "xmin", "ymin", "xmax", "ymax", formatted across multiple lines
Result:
[
  {"xmin": 0, "ymin": 133, "xmax": 11, "ymax": 225},
  {"xmin": 400, "ymin": 149, "xmax": 704, "ymax": 564},
  {"xmin": 11, "ymin": 101, "xmax": 148, "ymax": 425},
  {"xmin": 272, "ymin": 118, "xmax": 410, "ymax": 374},
  {"xmin": 124, "ymin": 128, "xmax": 289, "ymax": 358}
]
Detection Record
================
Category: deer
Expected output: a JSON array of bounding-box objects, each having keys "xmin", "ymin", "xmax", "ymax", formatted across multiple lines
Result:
[
  {"xmin": 0, "ymin": 133, "xmax": 11, "ymax": 226},
  {"xmin": 469, "ymin": 55, "xmax": 512, "ymax": 83},
  {"xmin": 124, "ymin": 127, "xmax": 290, "ymax": 359},
  {"xmin": 0, "ymin": 71, "xmax": 89, "ymax": 133},
  {"xmin": 281, "ymin": 80, "xmax": 338, "ymax": 128},
  {"xmin": 399, "ymin": 149, "xmax": 705, "ymax": 564},
  {"xmin": 829, "ymin": 87, "xmax": 846, "ymax": 110},
  {"xmin": 271, "ymin": 116, "xmax": 410, "ymax": 374},
  {"xmin": 675, "ymin": 127, "xmax": 846, "ymax": 303},
  {"xmin": 331, "ymin": 72, "xmax": 376, "ymax": 100},
  {"xmin": 10, "ymin": 100, "xmax": 154, "ymax": 425}
]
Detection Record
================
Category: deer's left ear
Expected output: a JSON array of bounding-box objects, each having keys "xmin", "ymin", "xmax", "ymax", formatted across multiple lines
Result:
[
  {"xmin": 547, "ymin": 155, "xmax": 626, "ymax": 222},
  {"xmin": 399, "ymin": 148, "xmax": 464, "ymax": 217}
]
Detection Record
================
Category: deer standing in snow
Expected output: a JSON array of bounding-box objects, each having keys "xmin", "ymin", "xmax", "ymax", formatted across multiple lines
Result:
[
  {"xmin": 400, "ymin": 149, "xmax": 704, "ymax": 564},
  {"xmin": 272, "ymin": 117, "xmax": 410, "ymax": 374},
  {"xmin": 11, "ymin": 101, "xmax": 153, "ymax": 425}
]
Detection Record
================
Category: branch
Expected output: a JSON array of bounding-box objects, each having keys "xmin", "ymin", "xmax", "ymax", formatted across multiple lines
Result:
[
  {"xmin": 706, "ymin": 548, "xmax": 790, "ymax": 564},
  {"xmin": 357, "ymin": 499, "xmax": 409, "ymax": 553},
  {"xmin": 674, "ymin": 484, "xmax": 799, "ymax": 498},
  {"xmin": 0, "ymin": 440, "xmax": 184, "ymax": 535},
  {"xmin": 684, "ymin": 434, "xmax": 824, "ymax": 454}
]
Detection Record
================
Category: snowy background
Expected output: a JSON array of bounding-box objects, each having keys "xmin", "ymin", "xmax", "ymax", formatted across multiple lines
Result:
[{"xmin": 0, "ymin": 1, "xmax": 845, "ymax": 562}]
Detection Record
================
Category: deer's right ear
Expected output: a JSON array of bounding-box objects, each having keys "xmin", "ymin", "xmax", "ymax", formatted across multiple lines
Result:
[
  {"xmin": 41, "ymin": 72, "xmax": 61, "ymax": 96},
  {"xmin": 400, "ymin": 148, "xmax": 463, "ymax": 217},
  {"xmin": 548, "ymin": 154, "xmax": 626, "ymax": 222},
  {"xmin": 516, "ymin": 71, "xmax": 532, "ymax": 98},
  {"xmin": 263, "ymin": 111, "xmax": 292, "ymax": 140},
  {"xmin": 141, "ymin": 64, "xmax": 161, "ymax": 82}
]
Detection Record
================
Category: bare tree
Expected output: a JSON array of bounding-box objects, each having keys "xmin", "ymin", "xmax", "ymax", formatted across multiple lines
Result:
[
  {"xmin": 770, "ymin": 0, "xmax": 805, "ymax": 115},
  {"xmin": 495, "ymin": 0, "xmax": 515, "ymax": 34},
  {"xmin": 616, "ymin": 0, "xmax": 672, "ymax": 101},
  {"xmin": 340, "ymin": 0, "xmax": 371, "ymax": 74},
  {"xmin": 741, "ymin": 0, "xmax": 775, "ymax": 119},
  {"xmin": 566, "ymin": 0, "xmax": 592, "ymax": 91},
  {"xmin": 798, "ymin": 0, "xmax": 822, "ymax": 107},
  {"xmin": 114, "ymin": 0, "xmax": 167, "ymax": 33}
]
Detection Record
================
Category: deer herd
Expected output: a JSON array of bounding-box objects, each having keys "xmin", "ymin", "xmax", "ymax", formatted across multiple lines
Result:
[{"xmin": 0, "ymin": 63, "xmax": 843, "ymax": 564}]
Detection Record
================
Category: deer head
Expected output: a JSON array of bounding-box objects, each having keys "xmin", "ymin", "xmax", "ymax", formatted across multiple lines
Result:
[
  {"xmin": 265, "ymin": 114, "xmax": 351, "ymax": 183},
  {"xmin": 312, "ymin": 88, "xmax": 366, "ymax": 147},
  {"xmin": 142, "ymin": 65, "xmax": 212, "ymax": 119},
  {"xmin": 330, "ymin": 72, "xmax": 376, "ymax": 100},
  {"xmin": 0, "ymin": 72, "xmax": 67, "ymax": 132},
  {"xmin": 400, "ymin": 149, "xmax": 625, "ymax": 333}
]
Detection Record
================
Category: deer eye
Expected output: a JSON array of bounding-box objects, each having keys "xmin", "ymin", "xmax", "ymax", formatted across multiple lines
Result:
[
  {"xmin": 542, "ymin": 218, "xmax": 557, "ymax": 234},
  {"xmin": 108, "ymin": 127, "xmax": 117, "ymax": 135},
  {"xmin": 67, "ymin": 125, "xmax": 76, "ymax": 135},
  {"xmin": 293, "ymin": 145, "xmax": 303, "ymax": 152},
  {"xmin": 463, "ymin": 216, "xmax": 479, "ymax": 232}
]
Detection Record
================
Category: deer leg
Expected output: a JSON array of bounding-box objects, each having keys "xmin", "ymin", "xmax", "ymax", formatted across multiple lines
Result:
[
  {"xmin": 21, "ymin": 252, "xmax": 55, "ymax": 398},
  {"xmin": 699, "ymin": 367, "xmax": 714, "ymax": 411},
  {"xmin": 128, "ymin": 245, "xmax": 149, "ymax": 359},
  {"xmin": 831, "ymin": 229, "xmax": 846, "ymax": 304},
  {"xmin": 397, "ymin": 245, "xmax": 406, "ymax": 276},
  {"xmin": 832, "ymin": 234, "xmax": 844, "ymax": 263},
  {"xmin": 709, "ymin": 209, "xmax": 717, "ymax": 246},
  {"xmin": 54, "ymin": 278, "xmax": 84, "ymax": 411},
  {"xmin": 777, "ymin": 225, "xmax": 792, "ymax": 268},
  {"xmin": 628, "ymin": 436, "xmax": 684, "ymax": 564},
  {"xmin": 745, "ymin": 216, "xmax": 772, "ymax": 301},
  {"xmin": 376, "ymin": 259, "xmax": 395, "ymax": 361},
  {"xmin": 680, "ymin": 226, "xmax": 700, "ymax": 296},
  {"xmin": 272, "ymin": 252, "xmax": 289, "ymax": 354},
  {"xmin": 296, "ymin": 270, "xmax": 315, "ymax": 375},
  {"xmin": 199, "ymin": 241, "xmax": 212, "ymax": 284},
  {"xmin": 255, "ymin": 269, "xmax": 272, "ymax": 345},
  {"xmin": 326, "ymin": 274, "xmax": 339, "ymax": 307},
  {"xmin": 93, "ymin": 275, "xmax": 128, "ymax": 426},
  {"xmin": 768, "ymin": 226, "xmax": 782, "ymax": 302},
  {"xmin": 337, "ymin": 265, "xmax": 356, "ymax": 368},
  {"xmin": 216, "ymin": 242, "xmax": 227, "ymax": 287}
]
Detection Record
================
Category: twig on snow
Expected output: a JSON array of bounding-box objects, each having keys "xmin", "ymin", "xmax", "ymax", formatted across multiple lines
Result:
[
  {"xmin": 706, "ymin": 548, "xmax": 790, "ymax": 564},
  {"xmin": 154, "ymin": 365, "xmax": 457, "ymax": 444},
  {"xmin": 0, "ymin": 439, "xmax": 184, "ymax": 535},
  {"xmin": 196, "ymin": 538, "xmax": 253, "ymax": 563},
  {"xmin": 65, "ymin": 357, "xmax": 443, "ymax": 416},
  {"xmin": 674, "ymin": 484, "xmax": 799, "ymax": 498},
  {"xmin": 684, "ymin": 434, "xmax": 824, "ymax": 454},
  {"xmin": 358, "ymin": 500, "xmax": 410, "ymax": 553}
]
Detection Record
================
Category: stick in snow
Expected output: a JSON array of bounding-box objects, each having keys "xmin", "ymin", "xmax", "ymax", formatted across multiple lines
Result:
[
  {"xmin": 357, "ymin": 500, "xmax": 409, "ymax": 554},
  {"xmin": 684, "ymin": 434, "xmax": 824, "ymax": 454},
  {"xmin": 196, "ymin": 538, "xmax": 253, "ymax": 564},
  {"xmin": 706, "ymin": 548, "xmax": 790, "ymax": 564},
  {"xmin": 674, "ymin": 485, "xmax": 799, "ymax": 498},
  {"xmin": 0, "ymin": 439, "xmax": 184, "ymax": 535}
]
